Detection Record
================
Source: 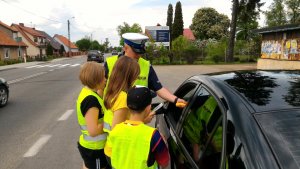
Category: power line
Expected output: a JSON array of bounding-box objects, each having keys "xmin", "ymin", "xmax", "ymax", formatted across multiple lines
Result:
[{"xmin": 0, "ymin": 0, "xmax": 62, "ymax": 23}]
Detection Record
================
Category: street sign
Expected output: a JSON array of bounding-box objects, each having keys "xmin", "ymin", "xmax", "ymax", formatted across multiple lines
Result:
[{"xmin": 145, "ymin": 26, "xmax": 170, "ymax": 47}]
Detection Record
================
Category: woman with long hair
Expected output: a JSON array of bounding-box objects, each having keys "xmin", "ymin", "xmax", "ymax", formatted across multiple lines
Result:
[{"xmin": 103, "ymin": 56, "xmax": 140, "ymax": 132}]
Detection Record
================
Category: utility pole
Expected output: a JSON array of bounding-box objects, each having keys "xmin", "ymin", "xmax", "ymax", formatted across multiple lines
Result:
[{"xmin": 68, "ymin": 19, "xmax": 71, "ymax": 57}]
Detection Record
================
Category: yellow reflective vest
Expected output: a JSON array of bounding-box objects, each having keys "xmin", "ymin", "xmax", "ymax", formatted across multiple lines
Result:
[
  {"xmin": 76, "ymin": 87, "xmax": 107, "ymax": 150},
  {"xmin": 106, "ymin": 55, "xmax": 150, "ymax": 87},
  {"xmin": 109, "ymin": 122, "xmax": 158, "ymax": 169},
  {"xmin": 183, "ymin": 96, "xmax": 222, "ymax": 150}
]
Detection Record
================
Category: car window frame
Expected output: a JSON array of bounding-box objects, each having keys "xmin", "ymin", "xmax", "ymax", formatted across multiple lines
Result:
[
  {"xmin": 164, "ymin": 80, "xmax": 200, "ymax": 130},
  {"xmin": 175, "ymin": 84, "xmax": 228, "ymax": 169}
]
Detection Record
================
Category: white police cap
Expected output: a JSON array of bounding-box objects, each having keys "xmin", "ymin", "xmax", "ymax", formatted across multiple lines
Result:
[{"xmin": 122, "ymin": 33, "xmax": 149, "ymax": 54}]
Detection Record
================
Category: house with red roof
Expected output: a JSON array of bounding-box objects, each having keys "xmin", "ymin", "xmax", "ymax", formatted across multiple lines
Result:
[
  {"xmin": 53, "ymin": 34, "xmax": 78, "ymax": 53},
  {"xmin": 11, "ymin": 23, "xmax": 47, "ymax": 58},
  {"xmin": 38, "ymin": 31, "xmax": 61, "ymax": 56},
  {"xmin": 183, "ymin": 28, "xmax": 196, "ymax": 41},
  {"xmin": 0, "ymin": 21, "xmax": 27, "ymax": 61}
]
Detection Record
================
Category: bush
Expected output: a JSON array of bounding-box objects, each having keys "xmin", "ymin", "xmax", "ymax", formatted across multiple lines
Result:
[
  {"xmin": 183, "ymin": 45, "xmax": 200, "ymax": 64},
  {"xmin": 3, "ymin": 59, "xmax": 22, "ymax": 65},
  {"xmin": 205, "ymin": 41, "xmax": 226, "ymax": 63}
]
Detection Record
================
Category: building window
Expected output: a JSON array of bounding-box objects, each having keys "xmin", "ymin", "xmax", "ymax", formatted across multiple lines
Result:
[
  {"xmin": 4, "ymin": 48, "xmax": 10, "ymax": 58},
  {"xmin": 34, "ymin": 37, "xmax": 37, "ymax": 42}
]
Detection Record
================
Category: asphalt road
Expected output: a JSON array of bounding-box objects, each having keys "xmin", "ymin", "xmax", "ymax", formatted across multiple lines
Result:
[{"xmin": 0, "ymin": 55, "xmax": 256, "ymax": 169}]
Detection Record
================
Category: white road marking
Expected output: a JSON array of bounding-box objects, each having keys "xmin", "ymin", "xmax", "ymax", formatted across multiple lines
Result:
[
  {"xmin": 70, "ymin": 63, "xmax": 80, "ymax": 67},
  {"xmin": 25, "ymin": 63, "xmax": 80, "ymax": 68},
  {"xmin": 58, "ymin": 109, "xmax": 74, "ymax": 121},
  {"xmin": 25, "ymin": 65, "xmax": 43, "ymax": 68},
  {"xmin": 23, "ymin": 135, "xmax": 52, "ymax": 157},
  {"xmin": 46, "ymin": 64, "xmax": 62, "ymax": 67},
  {"xmin": 58, "ymin": 64, "xmax": 70, "ymax": 67},
  {"xmin": 8, "ymin": 72, "xmax": 47, "ymax": 84}
]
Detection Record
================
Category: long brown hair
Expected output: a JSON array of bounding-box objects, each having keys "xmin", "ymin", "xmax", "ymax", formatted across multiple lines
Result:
[{"xmin": 104, "ymin": 56, "xmax": 140, "ymax": 109}]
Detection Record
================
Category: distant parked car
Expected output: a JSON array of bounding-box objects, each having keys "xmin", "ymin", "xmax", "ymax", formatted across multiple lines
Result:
[
  {"xmin": 118, "ymin": 50, "xmax": 125, "ymax": 56},
  {"xmin": 111, "ymin": 50, "xmax": 118, "ymax": 55},
  {"xmin": 87, "ymin": 50, "xmax": 104, "ymax": 63},
  {"xmin": 0, "ymin": 78, "xmax": 9, "ymax": 107}
]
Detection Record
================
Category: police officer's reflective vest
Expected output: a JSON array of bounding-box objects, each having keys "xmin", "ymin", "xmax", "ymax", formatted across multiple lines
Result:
[
  {"xmin": 109, "ymin": 122, "xmax": 158, "ymax": 169},
  {"xmin": 76, "ymin": 87, "xmax": 107, "ymax": 150},
  {"xmin": 106, "ymin": 55, "xmax": 150, "ymax": 87}
]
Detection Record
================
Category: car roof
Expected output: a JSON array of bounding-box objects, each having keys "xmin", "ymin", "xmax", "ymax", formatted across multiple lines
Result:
[
  {"xmin": 190, "ymin": 70, "xmax": 300, "ymax": 113},
  {"xmin": 88, "ymin": 50, "xmax": 100, "ymax": 52}
]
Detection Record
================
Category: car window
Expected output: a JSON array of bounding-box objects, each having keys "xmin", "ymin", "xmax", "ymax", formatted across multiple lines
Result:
[
  {"xmin": 179, "ymin": 87, "xmax": 224, "ymax": 169},
  {"xmin": 165, "ymin": 82, "xmax": 198, "ymax": 128}
]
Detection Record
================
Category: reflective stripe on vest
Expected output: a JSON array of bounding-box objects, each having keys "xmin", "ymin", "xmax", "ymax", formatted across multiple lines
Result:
[
  {"xmin": 76, "ymin": 87, "xmax": 106, "ymax": 149},
  {"xmin": 110, "ymin": 123, "xmax": 158, "ymax": 169},
  {"xmin": 106, "ymin": 55, "xmax": 150, "ymax": 87},
  {"xmin": 103, "ymin": 122, "xmax": 111, "ymax": 132},
  {"xmin": 83, "ymin": 133, "xmax": 108, "ymax": 142}
]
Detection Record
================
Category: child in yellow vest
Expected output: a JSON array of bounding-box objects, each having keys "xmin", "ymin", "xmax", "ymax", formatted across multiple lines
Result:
[
  {"xmin": 77, "ymin": 62, "xmax": 108, "ymax": 169},
  {"xmin": 105, "ymin": 86, "xmax": 169, "ymax": 169}
]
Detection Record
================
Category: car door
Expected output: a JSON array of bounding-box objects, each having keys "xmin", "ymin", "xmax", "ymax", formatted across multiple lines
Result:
[
  {"xmin": 167, "ymin": 85, "xmax": 228, "ymax": 169},
  {"xmin": 156, "ymin": 81, "xmax": 199, "ymax": 169}
]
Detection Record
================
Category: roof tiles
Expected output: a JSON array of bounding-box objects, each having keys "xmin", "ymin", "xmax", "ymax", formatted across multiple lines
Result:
[
  {"xmin": 54, "ymin": 34, "xmax": 77, "ymax": 49},
  {"xmin": 0, "ymin": 30, "xmax": 27, "ymax": 47},
  {"xmin": 183, "ymin": 28, "xmax": 196, "ymax": 40}
]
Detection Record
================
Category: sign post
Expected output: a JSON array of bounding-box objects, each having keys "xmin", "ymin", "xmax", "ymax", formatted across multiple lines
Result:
[{"xmin": 145, "ymin": 26, "xmax": 170, "ymax": 49}]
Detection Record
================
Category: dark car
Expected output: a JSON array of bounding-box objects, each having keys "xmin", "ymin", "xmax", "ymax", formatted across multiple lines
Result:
[
  {"xmin": 155, "ymin": 70, "xmax": 300, "ymax": 169},
  {"xmin": 0, "ymin": 78, "xmax": 9, "ymax": 107},
  {"xmin": 111, "ymin": 50, "xmax": 118, "ymax": 55},
  {"xmin": 87, "ymin": 50, "xmax": 104, "ymax": 63}
]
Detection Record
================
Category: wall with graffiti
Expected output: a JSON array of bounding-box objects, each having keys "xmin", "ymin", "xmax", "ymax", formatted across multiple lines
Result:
[{"xmin": 261, "ymin": 39, "xmax": 300, "ymax": 60}]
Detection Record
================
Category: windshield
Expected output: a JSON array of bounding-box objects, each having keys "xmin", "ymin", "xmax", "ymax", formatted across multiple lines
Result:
[{"xmin": 255, "ymin": 110, "xmax": 300, "ymax": 169}]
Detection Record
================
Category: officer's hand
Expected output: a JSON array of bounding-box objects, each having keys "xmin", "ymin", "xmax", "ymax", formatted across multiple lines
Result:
[{"xmin": 176, "ymin": 98, "xmax": 188, "ymax": 108}]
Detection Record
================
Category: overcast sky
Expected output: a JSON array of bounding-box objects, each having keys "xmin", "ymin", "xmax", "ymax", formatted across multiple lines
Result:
[{"xmin": 0, "ymin": 0, "xmax": 272, "ymax": 47}]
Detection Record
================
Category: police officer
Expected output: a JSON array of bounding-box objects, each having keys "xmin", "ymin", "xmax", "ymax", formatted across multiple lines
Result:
[{"xmin": 104, "ymin": 32, "xmax": 186, "ymax": 105}]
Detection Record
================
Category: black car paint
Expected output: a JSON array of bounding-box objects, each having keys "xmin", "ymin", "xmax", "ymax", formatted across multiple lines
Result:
[
  {"xmin": 87, "ymin": 50, "xmax": 104, "ymax": 63},
  {"xmin": 156, "ymin": 70, "xmax": 300, "ymax": 169},
  {"xmin": 0, "ymin": 78, "xmax": 9, "ymax": 107}
]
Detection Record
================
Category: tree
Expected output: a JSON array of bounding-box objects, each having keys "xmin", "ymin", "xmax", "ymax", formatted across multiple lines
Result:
[
  {"xmin": 46, "ymin": 43, "xmax": 53, "ymax": 56},
  {"xmin": 172, "ymin": 1, "xmax": 184, "ymax": 40},
  {"xmin": 190, "ymin": 7, "xmax": 230, "ymax": 40},
  {"xmin": 265, "ymin": 0, "xmax": 287, "ymax": 27},
  {"xmin": 76, "ymin": 38, "xmax": 91, "ymax": 51},
  {"xmin": 90, "ymin": 40, "xmax": 101, "ymax": 50},
  {"xmin": 59, "ymin": 45, "xmax": 65, "ymax": 55},
  {"xmin": 285, "ymin": 0, "xmax": 300, "ymax": 24},
  {"xmin": 117, "ymin": 22, "xmax": 142, "ymax": 46},
  {"xmin": 227, "ymin": 0, "xmax": 263, "ymax": 62},
  {"xmin": 103, "ymin": 38, "xmax": 110, "ymax": 53},
  {"xmin": 236, "ymin": 0, "xmax": 262, "ymax": 41},
  {"xmin": 166, "ymin": 3, "xmax": 173, "ymax": 49},
  {"xmin": 172, "ymin": 35, "xmax": 189, "ymax": 63}
]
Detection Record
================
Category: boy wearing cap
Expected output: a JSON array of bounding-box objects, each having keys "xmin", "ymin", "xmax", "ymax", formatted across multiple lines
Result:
[
  {"xmin": 104, "ymin": 32, "xmax": 187, "ymax": 107},
  {"xmin": 104, "ymin": 86, "xmax": 169, "ymax": 169}
]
